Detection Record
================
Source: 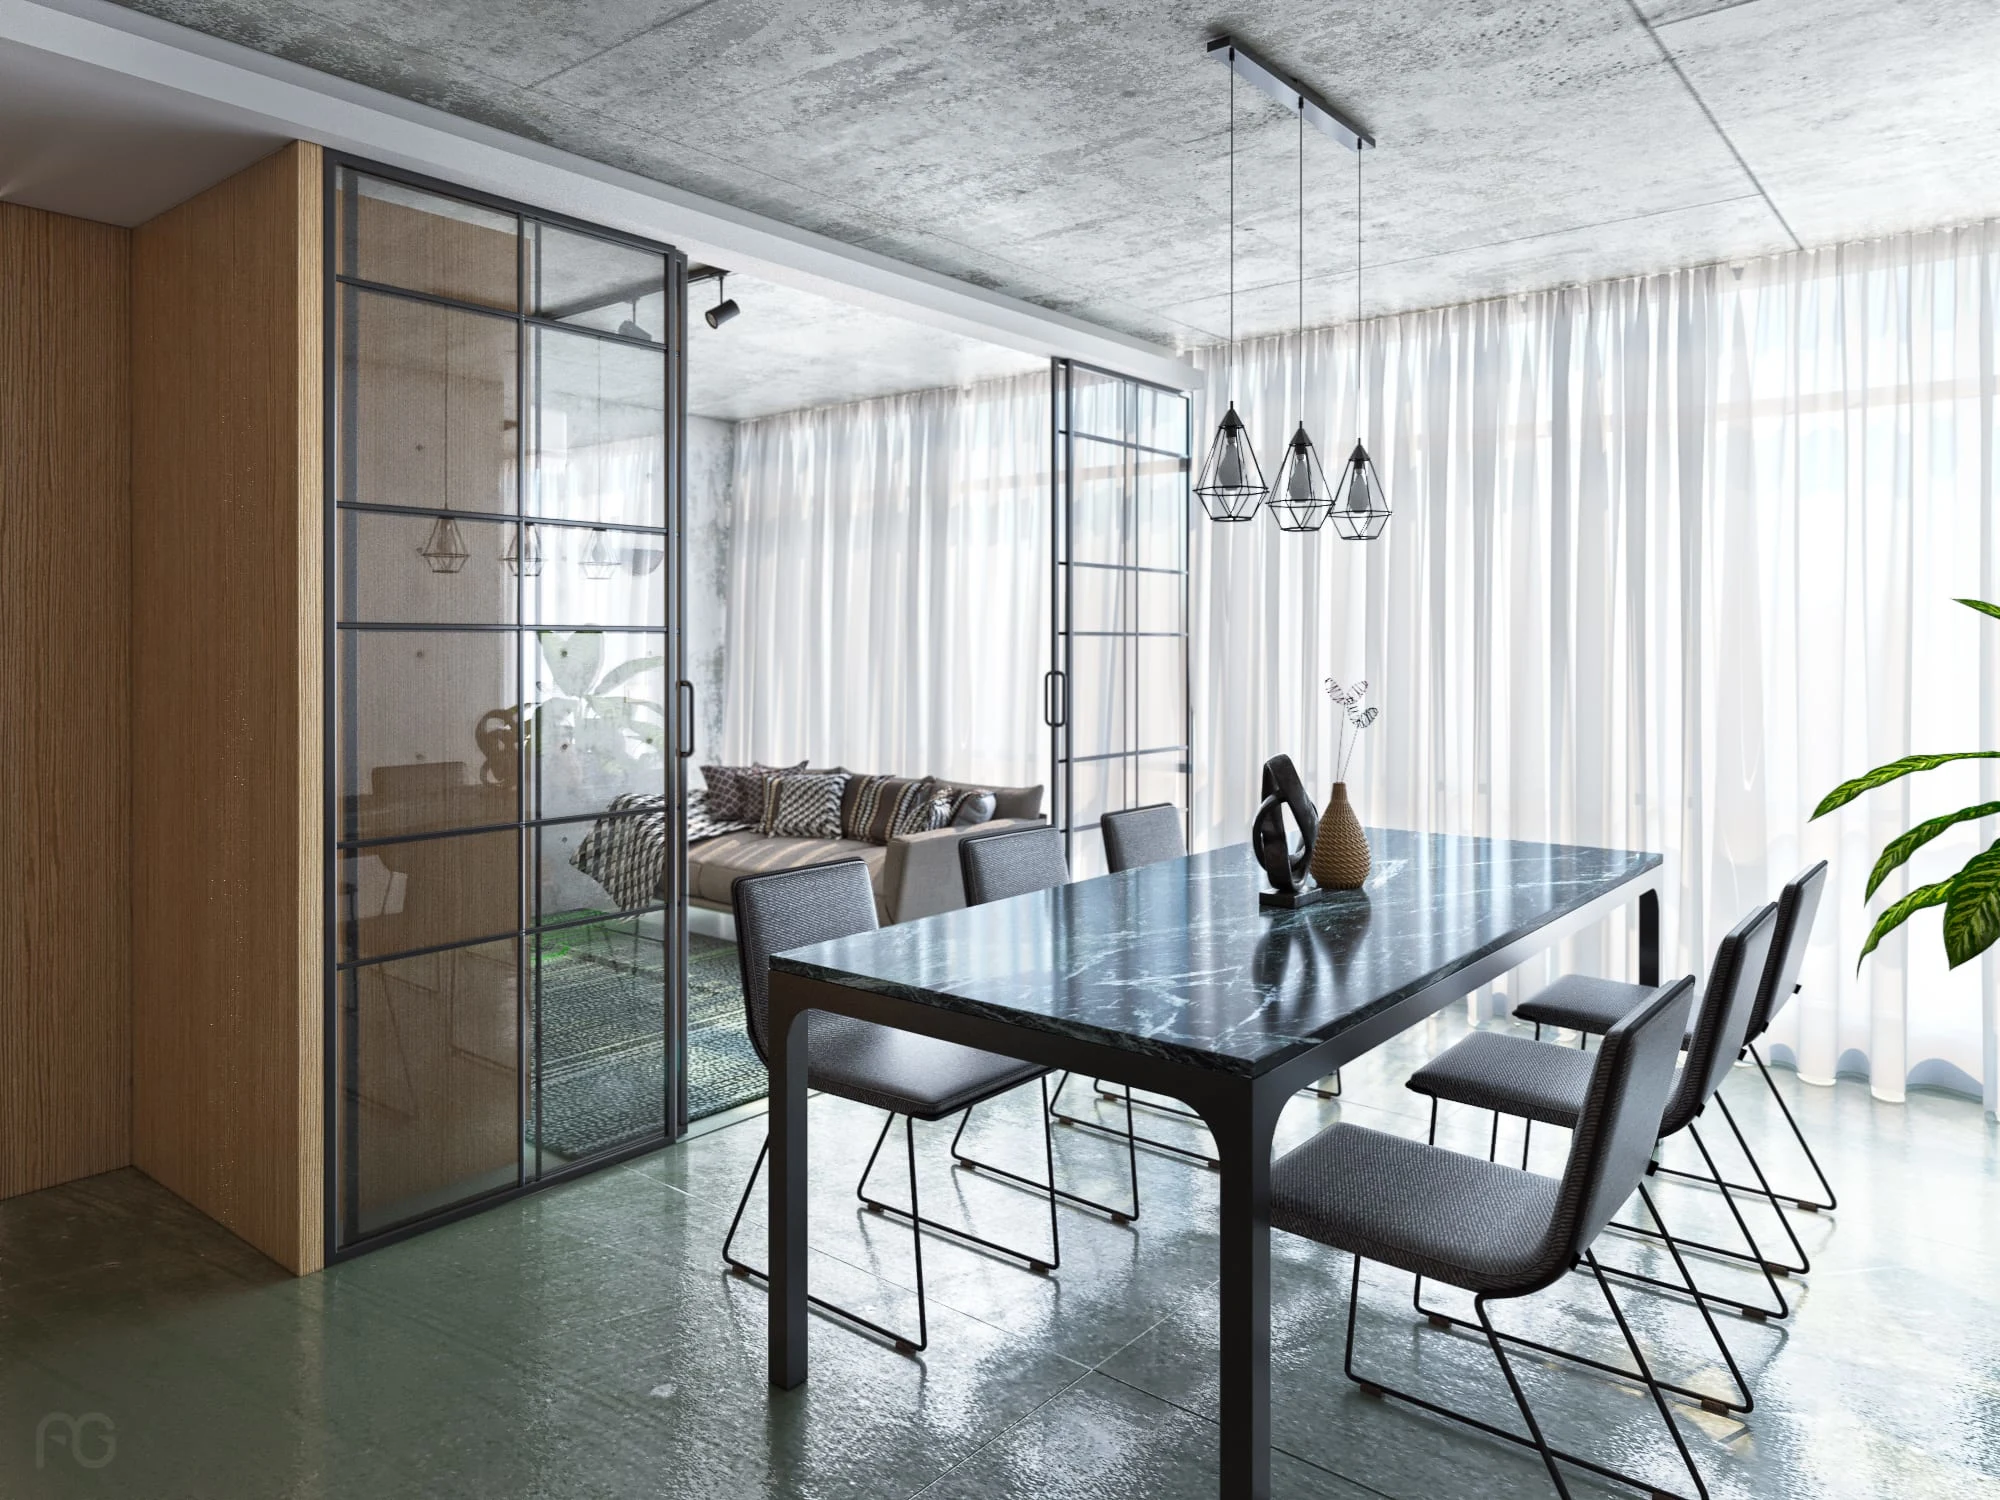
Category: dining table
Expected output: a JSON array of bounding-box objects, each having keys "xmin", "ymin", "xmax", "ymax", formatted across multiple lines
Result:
[{"xmin": 763, "ymin": 826, "xmax": 1663, "ymax": 1498}]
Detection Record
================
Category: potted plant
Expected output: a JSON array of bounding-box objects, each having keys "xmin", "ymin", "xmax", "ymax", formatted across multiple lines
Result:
[{"xmin": 1811, "ymin": 597, "xmax": 2000, "ymax": 969}]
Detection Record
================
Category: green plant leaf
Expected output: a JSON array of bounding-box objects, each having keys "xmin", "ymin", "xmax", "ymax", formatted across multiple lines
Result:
[
  {"xmin": 592, "ymin": 654, "xmax": 665, "ymax": 696},
  {"xmin": 1956, "ymin": 597, "xmax": 2000, "ymax": 623},
  {"xmin": 1943, "ymin": 840, "xmax": 2000, "ymax": 968},
  {"xmin": 1857, "ymin": 879, "xmax": 1955, "ymax": 970},
  {"xmin": 540, "ymin": 631, "xmax": 603, "ymax": 697},
  {"xmin": 1811, "ymin": 752, "xmax": 2000, "ymax": 819},
  {"xmin": 1865, "ymin": 801, "xmax": 2000, "ymax": 900}
]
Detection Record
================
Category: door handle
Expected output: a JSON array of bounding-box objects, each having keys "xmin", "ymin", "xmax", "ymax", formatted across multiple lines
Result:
[
  {"xmin": 1043, "ymin": 669, "xmax": 1069, "ymax": 729},
  {"xmin": 676, "ymin": 680, "xmax": 696, "ymax": 759}
]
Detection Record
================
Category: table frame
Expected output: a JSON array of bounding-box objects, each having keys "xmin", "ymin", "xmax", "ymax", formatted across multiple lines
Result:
[{"xmin": 767, "ymin": 867, "xmax": 1659, "ymax": 1499}]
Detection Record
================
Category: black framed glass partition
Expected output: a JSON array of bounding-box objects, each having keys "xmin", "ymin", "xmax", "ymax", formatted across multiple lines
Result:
[
  {"xmin": 1049, "ymin": 360, "xmax": 1193, "ymax": 878},
  {"xmin": 327, "ymin": 161, "xmax": 689, "ymax": 1255}
]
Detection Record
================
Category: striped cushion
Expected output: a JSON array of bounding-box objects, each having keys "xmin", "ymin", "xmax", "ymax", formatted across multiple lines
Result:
[
  {"xmin": 761, "ymin": 772, "xmax": 849, "ymax": 839},
  {"xmin": 843, "ymin": 775, "xmax": 933, "ymax": 843}
]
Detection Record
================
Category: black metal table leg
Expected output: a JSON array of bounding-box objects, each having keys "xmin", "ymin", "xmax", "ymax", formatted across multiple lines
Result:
[
  {"xmin": 769, "ymin": 977, "xmax": 810, "ymax": 1390},
  {"xmin": 1204, "ymin": 1079, "xmax": 1283, "ymax": 1500},
  {"xmin": 1639, "ymin": 888, "xmax": 1660, "ymax": 987}
]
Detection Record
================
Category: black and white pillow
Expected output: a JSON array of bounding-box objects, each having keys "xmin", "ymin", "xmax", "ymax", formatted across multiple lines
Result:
[
  {"xmin": 761, "ymin": 772, "xmax": 849, "ymax": 839},
  {"xmin": 701, "ymin": 760, "xmax": 806, "ymax": 822}
]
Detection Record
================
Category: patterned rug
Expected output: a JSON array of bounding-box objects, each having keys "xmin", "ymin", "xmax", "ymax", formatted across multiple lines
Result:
[{"xmin": 535, "ymin": 930, "xmax": 766, "ymax": 1162}]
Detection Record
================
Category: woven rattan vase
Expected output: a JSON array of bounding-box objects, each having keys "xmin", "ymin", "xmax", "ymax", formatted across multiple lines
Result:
[{"xmin": 1310, "ymin": 782, "xmax": 1370, "ymax": 891}]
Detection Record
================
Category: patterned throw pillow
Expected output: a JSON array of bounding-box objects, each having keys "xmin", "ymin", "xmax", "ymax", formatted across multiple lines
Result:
[
  {"xmin": 922, "ymin": 787, "xmax": 955, "ymax": 832},
  {"xmin": 843, "ymin": 774, "xmax": 926, "ymax": 843},
  {"xmin": 887, "ymin": 778, "xmax": 944, "ymax": 839},
  {"xmin": 950, "ymin": 789, "xmax": 998, "ymax": 827},
  {"xmin": 701, "ymin": 760, "xmax": 804, "ymax": 821},
  {"xmin": 761, "ymin": 772, "xmax": 849, "ymax": 839}
]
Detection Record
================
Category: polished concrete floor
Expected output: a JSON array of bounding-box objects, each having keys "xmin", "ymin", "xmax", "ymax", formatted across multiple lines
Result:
[{"xmin": 4, "ymin": 1006, "xmax": 1998, "ymax": 1499}]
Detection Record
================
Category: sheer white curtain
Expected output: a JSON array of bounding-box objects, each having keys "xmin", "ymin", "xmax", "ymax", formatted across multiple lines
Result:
[
  {"xmin": 724, "ymin": 371, "xmax": 1051, "ymax": 790},
  {"xmin": 1193, "ymin": 220, "xmax": 2000, "ymax": 1108}
]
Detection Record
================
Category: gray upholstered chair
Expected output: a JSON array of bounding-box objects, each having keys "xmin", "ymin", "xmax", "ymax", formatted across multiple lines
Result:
[
  {"xmin": 1405, "ymin": 902, "xmax": 1778, "ymax": 1419},
  {"xmin": 1520, "ymin": 864, "xmax": 1833, "ymax": 1220},
  {"xmin": 955, "ymin": 826, "xmax": 1147, "ymax": 1216},
  {"xmin": 720, "ymin": 858, "xmax": 1061, "ymax": 1353},
  {"xmin": 1099, "ymin": 803, "xmax": 1185, "ymax": 873},
  {"xmin": 1273, "ymin": 978, "xmax": 1704, "ymax": 1500},
  {"xmin": 958, "ymin": 823, "xmax": 1070, "ymax": 905}
]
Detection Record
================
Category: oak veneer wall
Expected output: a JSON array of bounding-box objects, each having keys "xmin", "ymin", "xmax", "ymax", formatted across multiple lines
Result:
[
  {"xmin": 0, "ymin": 202, "xmax": 133, "ymax": 1201},
  {"xmin": 131, "ymin": 142, "xmax": 326, "ymax": 1274}
]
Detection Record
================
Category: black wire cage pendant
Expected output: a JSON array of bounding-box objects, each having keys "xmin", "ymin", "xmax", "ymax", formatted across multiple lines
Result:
[
  {"xmin": 1196, "ymin": 403, "xmax": 1267, "ymax": 521},
  {"xmin": 1267, "ymin": 422, "xmax": 1335, "ymax": 533},
  {"xmin": 1331, "ymin": 440, "xmax": 1391, "ymax": 540}
]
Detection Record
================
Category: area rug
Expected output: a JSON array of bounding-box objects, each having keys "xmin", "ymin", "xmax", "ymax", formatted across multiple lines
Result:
[{"xmin": 536, "ymin": 930, "xmax": 766, "ymax": 1161}]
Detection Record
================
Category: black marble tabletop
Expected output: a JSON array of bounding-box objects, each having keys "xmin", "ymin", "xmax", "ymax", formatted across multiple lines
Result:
[{"xmin": 772, "ymin": 829, "xmax": 1661, "ymax": 1078}]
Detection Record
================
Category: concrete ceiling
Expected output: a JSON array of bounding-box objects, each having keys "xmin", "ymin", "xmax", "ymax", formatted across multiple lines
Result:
[
  {"xmin": 687, "ymin": 273, "xmax": 1044, "ymax": 420},
  {"xmin": 89, "ymin": 0, "xmax": 2000, "ymax": 354}
]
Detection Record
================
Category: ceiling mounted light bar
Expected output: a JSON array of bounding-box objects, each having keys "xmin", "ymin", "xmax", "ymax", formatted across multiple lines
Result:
[{"xmin": 1205, "ymin": 35, "xmax": 1375, "ymax": 153}]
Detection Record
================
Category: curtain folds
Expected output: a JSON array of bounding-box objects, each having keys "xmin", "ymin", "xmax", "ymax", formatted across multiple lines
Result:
[
  {"xmin": 1193, "ymin": 220, "xmax": 2000, "ymax": 1107},
  {"xmin": 723, "ymin": 371, "xmax": 1051, "ymax": 792}
]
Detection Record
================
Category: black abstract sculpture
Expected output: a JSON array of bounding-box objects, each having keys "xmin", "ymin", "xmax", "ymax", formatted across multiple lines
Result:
[{"xmin": 1251, "ymin": 754, "xmax": 1323, "ymax": 905}]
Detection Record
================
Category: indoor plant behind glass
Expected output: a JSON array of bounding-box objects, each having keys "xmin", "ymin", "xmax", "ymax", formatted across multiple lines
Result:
[
  {"xmin": 1312, "ymin": 678, "xmax": 1377, "ymax": 891},
  {"xmin": 1811, "ymin": 597, "xmax": 2000, "ymax": 971}
]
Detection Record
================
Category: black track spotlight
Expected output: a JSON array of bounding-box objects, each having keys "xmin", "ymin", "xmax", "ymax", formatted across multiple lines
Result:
[{"xmin": 704, "ymin": 272, "xmax": 740, "ymax": 330}]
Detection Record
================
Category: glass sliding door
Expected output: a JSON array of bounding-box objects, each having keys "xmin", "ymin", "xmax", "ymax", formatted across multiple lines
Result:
[
  {"xmin": 1049, "ymin": 361, "xmax": 1193, "ymax": 877},
  {"xmin": 328, "ymin": 162, "xmax": 688, "ymax": 1254}
]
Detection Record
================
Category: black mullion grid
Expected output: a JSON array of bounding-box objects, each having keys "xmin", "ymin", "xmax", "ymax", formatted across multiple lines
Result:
[
  {"xmin": 1181, "ymin": 385, "xmax": 1194, "ymax": 849},
  {"xmin": 338, "ymin": 803, "xmax": 667, "ymax": 853},
  {"xmin": 335, "ymin": 500, "xmax": 668, "ymax": 537},
  {"xmin": 1067, "ymin": 429, "xmax": 1188, "ymax": 463},
  {"xmin": 517, "ymin": 217, "xmax": 532, "ymax": 1187},
  {"xmin": 332, "ymin": 901, "xmax": 673, "ymax": 976},
  {"xmin": 337, "ymin": 622, "xmax": 666, "ymax": 634},
  {"xmin": 322, "ymin": 151, "xmax": 682, "ymax": 1262},
  {"xmin": 333, "ymin": 275, "xmax": 676, "ymax": 361}
]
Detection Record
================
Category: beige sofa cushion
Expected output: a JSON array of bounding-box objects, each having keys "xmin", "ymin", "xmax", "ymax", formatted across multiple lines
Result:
[{"xmin": 689, "ymin": 832, "xmax": 889, "ymax": 919}]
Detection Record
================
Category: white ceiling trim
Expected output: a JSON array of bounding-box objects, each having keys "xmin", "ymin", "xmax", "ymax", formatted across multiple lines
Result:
[{"xmin": 0, "ymin": 0, "xmax": 1197, "ymax": 390}]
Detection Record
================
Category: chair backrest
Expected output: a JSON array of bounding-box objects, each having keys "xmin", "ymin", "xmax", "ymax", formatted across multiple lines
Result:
[
  {"xmin": 1548, "ymin": 975, "xmax": 1697, "ymax": 1277},
  {"xmin": 959, "ymin": 824, "xmax": 1069, "ymax": 905},
  {"xmin": 1661, "ymin": 902, "xmax": 1777, "ymax": 1137},
  {"xmin": 730, "ymin": 859, "xmax": 878, "ymax": 1064},
  {"xmin": 1746, "ymin": 861, "xmax": 1828, "ymax": 1042},
  {"xmin": 1100, "ymin": 803, "xmax": 1187, "ymax": 873}
]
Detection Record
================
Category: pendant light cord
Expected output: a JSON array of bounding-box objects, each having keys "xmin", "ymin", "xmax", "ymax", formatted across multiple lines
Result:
[
  {"xmin": 1227, "ymin": 57, "xmax": 1235, "ymax": 399},
  {"xmin": 1297, "ymin": 96, "xmax": 1304, "ymax": 423},
  {"xmin": 1355, "ymin": 144, "xmax": 1363, "ymax": 436}
]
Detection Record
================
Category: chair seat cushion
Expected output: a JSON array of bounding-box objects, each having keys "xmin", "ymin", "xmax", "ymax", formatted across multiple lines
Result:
[
  {"xmin": 1512, "ymin": 974, "xmax": 1656, "ymax": 1036},
  {"xmin": 1271, "ymin": 1123, "xmax": 1564, "ymax": 1294},
  {"xmin": 806, "ymin": 1014, "xmax": 1043, "ymax": 1121},
  {"xmin": 1406, "ymin": 1032, "xmax": 1593, "ymax": 1128}
]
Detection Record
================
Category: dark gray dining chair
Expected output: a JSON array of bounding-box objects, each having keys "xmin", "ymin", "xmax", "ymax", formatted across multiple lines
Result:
[
  {"xmin": 1273, "ymin": 978, "xmax": 1705, "ymax": 1500},
  {"xmin": 1099, "ymin": 803, "xmax": 1185, "ymax": 873},
  {"xmin": 1405, "ymin": 903, "xmax": 1777, "ymax": 1419},
  {"xmin": 720, "ymin": 858, "xmax": 1062, "ymax": 1353},
  {"xmin": 956, "ymin": 826, "xmax": 1147, "ymax": 1215},
  {"xmin": 1517, "ymin": 863, "xmax": 1832, "ymax": 1249}
]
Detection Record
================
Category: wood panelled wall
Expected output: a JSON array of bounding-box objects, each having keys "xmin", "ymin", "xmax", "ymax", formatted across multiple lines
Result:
[
  {"xmin": 131, "ymin": 142, "xmax": 325, "ymax": 1274},
  {"xmin": 0, "ymin": 203, "xmax": 133, "ymax": 1201}
]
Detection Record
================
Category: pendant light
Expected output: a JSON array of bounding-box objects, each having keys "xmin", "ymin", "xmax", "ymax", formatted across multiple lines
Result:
[
  {"xmin": 502, "ymin": 521, "xmax": 543, "ymax": 577},
  {"xmin": 1266, "ymin": 97, "xmax": 1333, "ymax": 534},
  {"xmin": 419, "ymin": 387, "xmax": 470, "ymax": 571},
  {"xmin": 1331, "ymin": 143, "xmax": 1392, "ymax": 541},
  {"xmin": 581, "ymin": 526, "xmax": 619, "ymax": 580},
  {"xmin": 1195, "ymin": 52, "xmax": 1266, "ymax": 523}
]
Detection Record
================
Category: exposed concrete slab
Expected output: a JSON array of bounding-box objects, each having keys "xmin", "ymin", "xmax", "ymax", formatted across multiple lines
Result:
[
  {"xmin": 75, "ymin": 0, "xmax": 2000, "ymax": 360},
  {"xmin": 1651, "ymin": 0, "xmax": 2000, "ymax": 249}
]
